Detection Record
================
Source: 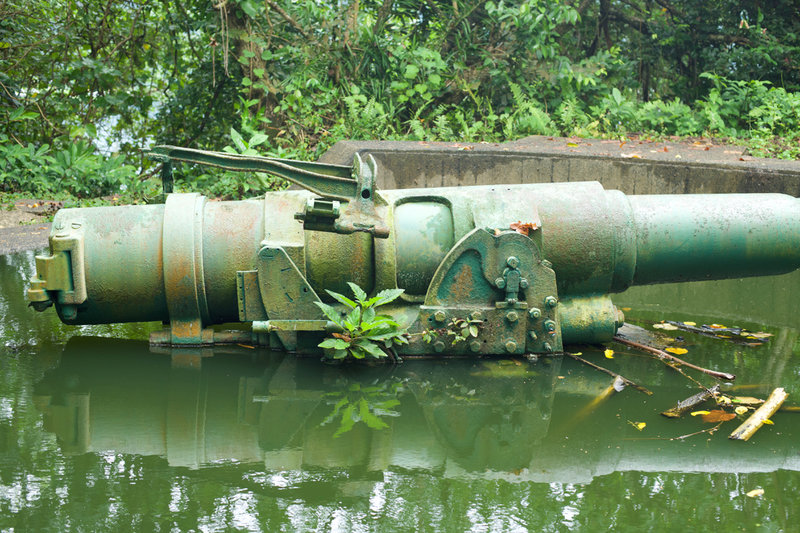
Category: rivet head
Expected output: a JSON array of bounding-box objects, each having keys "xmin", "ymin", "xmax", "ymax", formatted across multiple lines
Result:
[
  {"xmin": 433, "ymin": 341, "xmax": 446, "ymax": 353},
  {"xmin": 542, "ymin": 259, "xmax": 553, "ymax": 269},
  {"xmin": 506, "ymin": 256, "xmax": 519, "ymax": 268},
  {"xmin": 506, "ymin": 311, "xmax": 519, "ymax": 323},
  {"xmin": 495, "ymin": 277, "xmax": 506, "ymax": 289},
  {"xmin": 519, "ymin": 279, "xmax": 529, "ymax": 289},
  {"xmin": 545, "ymin": 296, "xmax": 558, "ymax": 308},
  {"xmin": 544, "ymin": 319, "xmax": 556, "ymax": 333},
  {"xmin": 528, "ymin": 308, "xmax": 541, "ymax": 319},
  {"xmin": 543, "ymin": 342, "xmax": 553, "ymax": 353},
  {"xmin": 504, "ymin": 340, "xmax": 517, "ymax": 353},
  {"xmin": 434, "ymin": 310, "xmax": 446, "ymax": 322},
  {"xmin": 470, "ymin": 311, "xmax": 484, "ymax": 321},
  {"xmin": 528, "ymin": 331, "xmax": 537, "ymax": 341},
  {"xmin": 469, "ymin": 340, "xmax": 481, "ymax": 353}
]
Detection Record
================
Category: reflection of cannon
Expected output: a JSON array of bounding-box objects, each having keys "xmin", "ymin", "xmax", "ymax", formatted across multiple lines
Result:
[
  {"xmin": 36, "ymin": 338, "xmax": 800, "ymax": 482},
  {"xmin": 28, "ymin": 147, "xmax": 800, "ymax": 354}
]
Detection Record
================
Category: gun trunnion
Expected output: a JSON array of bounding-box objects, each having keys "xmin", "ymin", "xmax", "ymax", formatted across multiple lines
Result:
[{"xmin": 28, "ymin": 146, "xmax": 800, "ymax": 355}]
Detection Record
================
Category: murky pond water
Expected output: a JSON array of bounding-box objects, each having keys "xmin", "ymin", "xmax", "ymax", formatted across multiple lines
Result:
[{"xmin": 1, "ymin": 250, "xmax": 799, "ymax": 531}]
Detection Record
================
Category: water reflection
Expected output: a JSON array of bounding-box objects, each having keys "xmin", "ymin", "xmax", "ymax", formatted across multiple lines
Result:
[
  {"xmin": 4, "ymin": 252, "xmax": 800, "ymax": 531},
  {"xmin": 34, "ymin": 337, "xmax": 800, "ymax": 484}
]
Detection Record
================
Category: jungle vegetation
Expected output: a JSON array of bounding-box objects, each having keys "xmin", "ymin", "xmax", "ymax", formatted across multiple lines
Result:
[{"xmin": 1, "ymin": 0, "xmax": 799, "ymax": 200}]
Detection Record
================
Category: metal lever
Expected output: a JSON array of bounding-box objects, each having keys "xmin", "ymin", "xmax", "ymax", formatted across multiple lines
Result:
[{"xmin": 146, "ymin": 145, "xmax": 389, "ymax": 238}]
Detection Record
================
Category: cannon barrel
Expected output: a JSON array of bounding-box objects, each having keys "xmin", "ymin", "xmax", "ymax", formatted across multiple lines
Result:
[{"xmin": 27, "ymin": 155, "xmax": 800, "ymax": 354}]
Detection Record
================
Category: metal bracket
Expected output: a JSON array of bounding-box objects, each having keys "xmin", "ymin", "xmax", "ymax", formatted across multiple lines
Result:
[
  {"xmin": 256, "ymin": 244, "xmax": 326, "ymax": 351},
  {"xmin": 409, "ymin": 228, "xmax": 562, "ymax": 355}
]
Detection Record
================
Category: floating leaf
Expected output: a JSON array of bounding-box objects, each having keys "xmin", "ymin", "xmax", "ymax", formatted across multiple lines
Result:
[
  {"xmin": 735, "ymin": 406, "xmax": 749, "ymax": 415},
  {"xmin": 604, "ymin": 349, "xmax": 615, "ymax": 359},
  {"xmin": 683, "ymin": 321, "xmax": 697, "ymax": 326},
  {"xmin": 746, "ymin": 488, "xmax": 765, "ymax": 498},
  {"xmin": 627, "ymin": 421, "xmax": 646, "ymax": 431},
  {"xmin": 701, "ymin": 410, "xmax": 736, "ymax": 423},
  {"xmin": 732, "ymin": 396, "xmax": 764, "ymax": 406},
  {"xmin": 653, "ymin": 322, "xmax": 679, "ymax": 331},
  {"xmin": 665, "ymin": 347, "xmax": 688, "ymax": 355},
  {"xmin": 763, "ymin": 419, "xmax": 774, "ymax": 425},
  {"xmin": 747, "ymin": 332, "xmax": 773, "ymax": 339},
  {"xmin": 708, "ymin": 323, "xmax": 726, "ymax": 329},
  {"xmin": 690, "ymin": 410, "xmax": 710, "ymax": 416}
]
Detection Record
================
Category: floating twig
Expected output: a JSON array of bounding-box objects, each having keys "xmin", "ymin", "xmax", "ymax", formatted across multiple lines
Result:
[
  {"xmin": 613, "ymin": 336, "xmax": 735, "ymax": 381},
  {"xmin": 661, "ymin": 385, "xmax": 720, "ymax": 418},
  {"xmin": 565, "ymin": 351, "xmax": 653, "ymax": 395}
]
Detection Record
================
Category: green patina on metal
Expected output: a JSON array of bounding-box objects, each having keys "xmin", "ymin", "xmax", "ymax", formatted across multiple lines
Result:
[{"xmin": 27, "ymin": 146, "xmax": 800, "ymax": 355}]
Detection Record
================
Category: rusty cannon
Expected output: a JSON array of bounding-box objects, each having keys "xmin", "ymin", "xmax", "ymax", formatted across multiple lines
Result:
[{"xmin": 27, "ymin": 146, "xmax": 800, "ymax": 356}]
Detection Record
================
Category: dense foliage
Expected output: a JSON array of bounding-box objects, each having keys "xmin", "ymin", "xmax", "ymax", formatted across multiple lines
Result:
[{"xmin": 2, "ymin": 0, "xmax": 799, "ymax": 199}]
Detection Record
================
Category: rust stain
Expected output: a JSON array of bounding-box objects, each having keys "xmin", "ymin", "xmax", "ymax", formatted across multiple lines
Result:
[{"xmin": 448, "ymin": 262, "xmax": 475, "ymax": 302}]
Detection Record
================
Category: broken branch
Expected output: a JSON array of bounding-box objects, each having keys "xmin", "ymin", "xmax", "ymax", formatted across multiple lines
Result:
[
  {"xmin": 613, "ymin": 336, "xmax": 735, "ymax": 381},
  {"xmin": 565, "ymin": 351, "xmax": 652, "ymax": 395},
  {"xmin": 729, "ymin": 387, "xmax": 788, "ymax": 441},
  {"xmin": 661, "ymin": 384, "xmax": 720, "ymax": 418}
]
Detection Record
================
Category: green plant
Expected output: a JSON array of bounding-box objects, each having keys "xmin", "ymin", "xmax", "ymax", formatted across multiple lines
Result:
[{"xmin": 315, "ymin": 283, "xmax": 409, "ymax": 360}]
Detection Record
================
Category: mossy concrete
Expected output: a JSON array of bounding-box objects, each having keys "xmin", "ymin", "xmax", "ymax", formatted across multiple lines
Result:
[{"xmin": 319, "ymin": 136, "xmax": 800, "ymax": 196}]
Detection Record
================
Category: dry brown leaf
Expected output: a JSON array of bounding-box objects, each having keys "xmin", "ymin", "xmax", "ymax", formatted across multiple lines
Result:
[
  {"xmin": 509, "ymin": 221, "xmax": 539, "ymax": 236},
  {"xmin": 701, "ymin": 409, "xmax": 736, "ymax": 423}
]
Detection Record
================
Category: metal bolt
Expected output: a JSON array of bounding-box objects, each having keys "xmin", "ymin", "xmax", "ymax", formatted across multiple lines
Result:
[
  {"xmin": 504, "ymin": 340, "xmax": 518, "ymax": 353},
  {"xmin": 495, "ymin": 277, "xmax": 506, "ymax": 289},
  {"xmin": 542, "ymin": 259, "xmax": 553, "ymax": 269},
  {"xmin": 544, "ymin": 319, "xmax": 556, "ymax": 332},
  {"xmin": 528, "ymin": 307, "xmax": 541, "ymax": 319},
  {"xmin": 469, "ymin": 340, "xmax": 481, "ymax": 353},
  {"xmin": 470, "ymin": 310, "xmax": 484, "ymax": 321},
  {"xmin": 545, "ymin": 296, "xmax": 558, "ymax": 308},
  {"xmin": 519, "ymin": 278, "xmax": 529, "ymax": 289},
  {"xmin": 506, "ymin": 311, "xmax": 519, "ymax": 323},
  {"xmin": 506, "ymin": 256, "xmax": 519, "ymax": 268},
  {"xmin": 528, "ymin": 331, "xmax": 537, "ymax": 341},
  {"xmin": 434, "ymin": 310, "xmax": 446, "ymax": 322},
  {"xmin": 543, "ymin": 342, "xmax": 553, "ymax": 353},
  {"xmin": 433, "ymin": 340, "xmax": 446, "ymax": 353}
]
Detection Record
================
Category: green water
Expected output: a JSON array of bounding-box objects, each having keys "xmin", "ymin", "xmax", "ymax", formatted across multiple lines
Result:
[{"xmin": 1, "ymin": 250, "xmax": 799, "ymax": 532}]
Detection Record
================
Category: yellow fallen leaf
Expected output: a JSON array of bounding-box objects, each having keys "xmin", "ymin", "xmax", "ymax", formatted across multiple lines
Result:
[
  {"xmin": 566, "ymin": 142, "xmax": 579, "ymax": 147},
  {"xmin": 746, "ymin": 488, "xmax": 765, "ymax": 498},
  {"xmin": 683, "ymin": 321, "xmax": 697, "ymax": 326},
  {"xmin": 717, "ymin": 335, "xmax": 731, "ymax": 339},
  {"xmin": 718, "ymin": 395, "xmax": 732, "ymax": 405},
  {"xmin": 709, "ymin": 324, "xmax": 726, "ymax": 329},
  {"xmin": 735, "ymin": 406, "xmax": 749, "ymax": 415},
  {"xmin": 690, "ymin": 410, "xmax": 710, "ymax": 416},
  {"xmin": 628, "ymin": 421, "xmax": 646, "ymax": 431},
  {"xmin": 570, "ymin": 352, "xmax": 583, "ymax": 356},
  {"xmin": 748, "ymin": 332, "xmax": 773, "ymax": 339},
  {"xmin": 604, "ymin": 349, "xmax": 614, "ymax": 359},
  {"xmin": 621, "ymin": 307, "xmax": 631, "ymax": 311},
  {"xmin": 763, "ymin": 419, "xmax": 774, "ymax": 425},
  {"xmin": 665, "ymin": 347, "xmax": 688, "ymax": 355}
]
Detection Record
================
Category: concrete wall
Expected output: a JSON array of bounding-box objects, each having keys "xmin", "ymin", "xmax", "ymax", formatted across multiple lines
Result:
[{"xmin": 319, "ymin": 136, "xmax": 800, "ymax": 196}]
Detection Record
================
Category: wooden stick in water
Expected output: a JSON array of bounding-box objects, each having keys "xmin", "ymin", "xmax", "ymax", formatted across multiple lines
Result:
[
  {"xmin": 661, "ymin": 384, "xmax": 720, "ymax": 418},
  {"xmin": 613, "ymin": 336, "xmax": 735, "ymax": 381},
  {"xmin": 729, "ymin": 387, "xmax": 788, "ymax": 441},
  {"xmin": 564, "ymin": 351, "xmax": 653, "ymax": 395}
]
